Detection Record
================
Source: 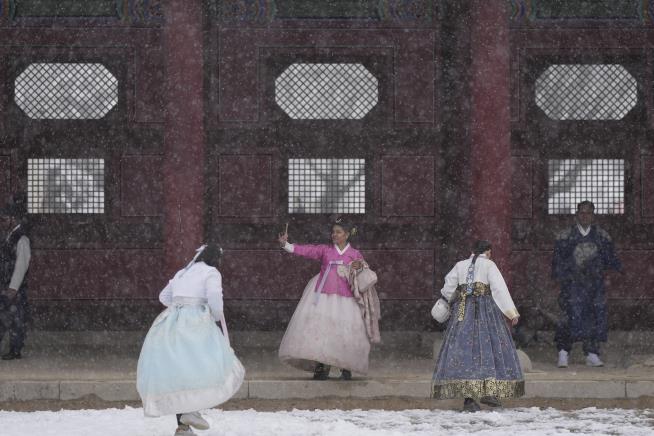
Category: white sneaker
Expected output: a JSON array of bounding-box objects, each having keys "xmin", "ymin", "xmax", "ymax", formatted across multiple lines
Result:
[
  {"xmin": 586, "ymin": 353, "xmax": 604, "ymax": 367},
  {"xmin": 174, "ymin": 424, "xmax": 195, "ymax": 436},
  {"xmin": 180, "ymin": 411, "xmax": 210, "ymax": 430},
  {"xmin": 557, "ymin": 350, "xmax": 569, "ymax": 368}
]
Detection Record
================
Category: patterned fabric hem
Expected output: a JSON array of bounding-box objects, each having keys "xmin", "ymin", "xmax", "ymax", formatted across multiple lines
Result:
[{"xmin": 431, "ymin": 378, "xmax": 525, "ymax": 400}]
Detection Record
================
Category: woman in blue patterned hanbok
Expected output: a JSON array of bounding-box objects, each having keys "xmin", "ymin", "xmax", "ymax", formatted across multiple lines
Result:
[
  {"xmin": 137, "ymin": 244, "xmax": 245, "ymax": 435},
  {"xmin": 431, "ymin": 240, "xmax": 523, "ymax": 412}
]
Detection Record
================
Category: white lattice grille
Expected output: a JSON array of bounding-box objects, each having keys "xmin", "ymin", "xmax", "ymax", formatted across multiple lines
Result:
[
  {"xmin": 548, "ymin": 159, "xmax": 624, "ymax": 215},
  {"xmin": 535, "ymin": 64, "xmax": 637, "ymax": 120},
  {"xmin": 275, "ymin": 64, "xmax": 378, "ymax": 119},
  {"xmin": 15, "ymin": 63, "xmax": 118, "ymax": 120},
  {"xmin": 288, "ymin": 159, "xmax": 365, "ymax": 214},
  {"xmin": 28, "ymin": 159, "xmax": 105, "ymax": 214}
]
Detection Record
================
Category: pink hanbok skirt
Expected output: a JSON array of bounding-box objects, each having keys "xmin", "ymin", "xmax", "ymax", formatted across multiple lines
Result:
[{"xmin": 279, "ymin": 275, "xmax": 370, "ymax": 375}]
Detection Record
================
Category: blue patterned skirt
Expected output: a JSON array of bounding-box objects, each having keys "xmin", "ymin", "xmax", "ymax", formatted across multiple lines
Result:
[
  {"xmin": 137, "ymin": 298, "xmax": 245, "ymax": 417},
  {"xmin": 431, "ymin": 293, "xmax": 524, "ymax": 400}
]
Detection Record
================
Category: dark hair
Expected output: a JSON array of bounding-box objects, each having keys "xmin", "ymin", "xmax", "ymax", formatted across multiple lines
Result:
[
  {"xmin": 577, "ymin": 200, "xmax": 595, "ymax": 212},
  {"xmin": 332, "ymin": 217, "xmax": 357, "ymax": 237},
  {"xmin": 196, "ymin": 244, "xmax": 224, "ymax": 268},
  {"xmin": 2, "ymin": 192, "xmax": 27, "ymax": 219},
  {"xmin": 471, "ymin": 240, "xmax": 492, "ymax": 265}
]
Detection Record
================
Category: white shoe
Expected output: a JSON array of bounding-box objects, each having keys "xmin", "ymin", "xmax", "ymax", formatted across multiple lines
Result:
[
  {"xmin": 180, "ymin": 412, "xmax": 210, "ymax": 430},
  {"xmin": 586, "ymin": 353, "xmax": 604, "ymax": 367},
  {"xmin": 557, "ymin": 350, "xmax": 569, "ymax": 368},
  {"xmin": 174, "ymin": 424, "xmax": 195, "ymax": 436}
]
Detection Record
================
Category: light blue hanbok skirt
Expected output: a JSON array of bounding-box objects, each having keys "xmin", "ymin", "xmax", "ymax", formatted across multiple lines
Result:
[{"xmin": 137, "ymin": 297, "xmax": 245, "ymax": 417}]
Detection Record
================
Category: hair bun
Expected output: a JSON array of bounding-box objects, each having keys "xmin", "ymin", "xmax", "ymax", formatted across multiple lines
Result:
[{"xmin": 350, "ymin": 227, "xmax": 357, "ymax": 236}]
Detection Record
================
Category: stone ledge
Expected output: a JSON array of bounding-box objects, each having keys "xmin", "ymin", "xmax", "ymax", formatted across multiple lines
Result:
[
  {"xmin": 626, "ymin": 381, "xmax": 654, "ymax": 398},
  {"xmin": 234, "ymin": 383, "xmax": 249, "ymax": 400},
  {"xmin": 248, "ymin": 380, "xmax": 432, "ymax": 400},
  {"xmin": 3, "ymin": 379, "xmax": 653, "ymax": 402},
  {"xmin": 12, "ymin": 381, "xmax": 60, "ymax": 401},
  {"xmin": 60, "ymin": 381, "xmax": 139, "ymax": 402},
  {"xmin": 0, "ymin": 381, "xmax": 15, "ymax": 402},
  {"xmin": 525, "ymin": 380, "xmax": 626, "ymax": 399}
]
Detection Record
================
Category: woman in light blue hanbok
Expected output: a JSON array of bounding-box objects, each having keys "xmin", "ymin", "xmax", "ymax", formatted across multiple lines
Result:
[{"xmin": 137, "ymin": 244, "xmax": 245, "ymax": 436}]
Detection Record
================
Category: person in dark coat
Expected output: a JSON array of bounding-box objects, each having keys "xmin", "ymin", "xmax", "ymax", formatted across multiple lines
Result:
[
  {"xmin": 552, "ymin": 200, "xmax": 621, "ymax": 368},
  {"xmin": 0, "ymin": 192, "xmax": 31, "ymax": 360}
]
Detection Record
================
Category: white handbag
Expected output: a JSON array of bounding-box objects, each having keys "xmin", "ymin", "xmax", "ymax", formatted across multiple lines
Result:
[
  {"xmin": 356, "ymin": 267, "xmax": 378, "ymax": 292},
  {"xmin": 431, "ymin": 298, "xmax": 450, "ymax": 323}
]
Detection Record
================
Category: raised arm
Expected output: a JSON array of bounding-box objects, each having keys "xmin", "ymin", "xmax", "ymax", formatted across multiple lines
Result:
[
  {"xmin": 289, "ymin": 244, "xmax": 327, "ymax": 261},
  {"xmin": 277, "ymin": 230, "xmax": 326, "ymax": 261}
]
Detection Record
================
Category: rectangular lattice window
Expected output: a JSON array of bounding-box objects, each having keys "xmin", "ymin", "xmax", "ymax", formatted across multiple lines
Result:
[
  {"xmin": 548, "ymin": 159, "xmax": 624, "ymax": 215},
  {"xmin": 288, "ymin": 158, "xmax": 365, "ymax": 214},
  {"xmin": 28, "ymin": 158, "xmax": 105, "ymax": 214}
]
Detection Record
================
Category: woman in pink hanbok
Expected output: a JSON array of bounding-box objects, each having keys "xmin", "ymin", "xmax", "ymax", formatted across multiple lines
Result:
[{"xmin": 277, "ymin": 219, "xmax": 370, "ymax": 380}]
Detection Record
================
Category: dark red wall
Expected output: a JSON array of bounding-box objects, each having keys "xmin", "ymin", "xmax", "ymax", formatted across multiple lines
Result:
[
  {"xmin": 0, "ymin": 1, "xmax": 651, "ymax": 329},
  {"xmin": 0, "ymin": 10, "xmax": 166, "ymax": 303},
  {"xmin": 509, "ymin": 23, "xmax": 654, "ymax": 312}
]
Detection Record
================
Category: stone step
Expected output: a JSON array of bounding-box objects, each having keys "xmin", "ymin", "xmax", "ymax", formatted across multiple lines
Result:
[{"xmin": 2, "ymin": 378, "xmax": 653, "ymax": 402}]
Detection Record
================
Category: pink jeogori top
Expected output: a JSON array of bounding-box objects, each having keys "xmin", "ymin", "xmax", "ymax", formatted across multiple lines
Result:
[{"xmin": 284, "ymin": 243, "xmax": 363, "ymax": 298}]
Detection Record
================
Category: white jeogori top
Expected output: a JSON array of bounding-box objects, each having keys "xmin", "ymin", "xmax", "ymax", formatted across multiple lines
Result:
[
  {"xmin": 159, "ymin": 261, "xmax": 224, "ymax": 320},
  {"xmin": 440, "ymin": 255, "xmax": 519, "ymax": 319}
]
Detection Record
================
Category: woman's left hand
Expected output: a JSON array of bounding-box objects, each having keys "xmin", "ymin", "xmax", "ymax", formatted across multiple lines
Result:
[
  {"xmin": 350, "ymin": 260, "xmax": 363, "ymax": 270},
  {"xmin": 511, "ymin": 316, "xmax": 519, "ymax": 326}
]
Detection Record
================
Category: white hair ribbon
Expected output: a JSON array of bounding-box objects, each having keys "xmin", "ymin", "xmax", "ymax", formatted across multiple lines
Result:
[{"xmin": 180, "ymin": 244, "xmax": 208, "ymax": 276}]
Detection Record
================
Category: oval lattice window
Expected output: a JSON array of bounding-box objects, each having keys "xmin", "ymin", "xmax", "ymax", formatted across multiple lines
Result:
[
  {"xmin": 535, "ymin": 64, "xmax": 637, "ymax": 120},
  {"xmin": 15, "ymin": 63, "xmax": 118, "ymax": 120},
  {"xmin": 275, "ymin": 63, "xmax": 378, "ymax": 120}
]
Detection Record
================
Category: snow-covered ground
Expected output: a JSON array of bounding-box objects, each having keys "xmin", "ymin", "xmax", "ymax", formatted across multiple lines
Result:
[{"xmin": 1, "ymin": 407, "xmax": 652, "ymax": 436}]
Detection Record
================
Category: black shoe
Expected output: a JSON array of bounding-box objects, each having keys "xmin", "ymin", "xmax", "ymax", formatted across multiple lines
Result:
[
  {"xmin": 2, "ymin": 351, "xmax": 21, "ymax": 360},
  {"xmin": 339, "ymin": 369, "xmax": 352, "ymax": 381},
  {"xmin": 462, "ymin": 398, "xmax": 481, "ymax": 412},
  {"xmin": 480, "ymin": 396, "xmax": 503, "ymax": 408},
  {"xmin": 312, "ymin": 363, "xmax": 330, "ymax": 380}
]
